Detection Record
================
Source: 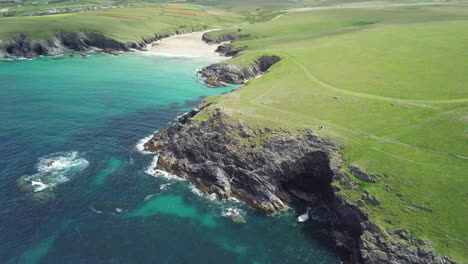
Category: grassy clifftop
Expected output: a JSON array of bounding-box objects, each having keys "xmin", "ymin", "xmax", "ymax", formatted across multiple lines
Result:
[
  {"xmin": 198, "ymin": 5, "xmax": 468, "ymax": 262},
  {"xmin": 0, "ymin": 4, "xmax": 242, "ymax": 42}
]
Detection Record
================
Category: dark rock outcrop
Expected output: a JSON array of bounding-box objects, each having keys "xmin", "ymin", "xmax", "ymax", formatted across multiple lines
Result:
[
  {"xmin": 204, "ymin": 77, "xmax": 228, "ymax": 88},
  {"xmin": 350, "ymin": 166, "xmax": 381, "ymax": 183},
  {"xmin": 198, "ymin": 55, "xmax": 281, "ymax": 86},
  {"xmin": 143, "ymin": 104, "xmax": 456, "ymax": 264},
  {"xmin": 0, "ymin": 29, "xmax": 201, "ymax": 59},
  {"xmin": 202, "ymin": 30, "xmax": 238, "ymax": 44},
  {"xmin": 215, "ymin": 44, "xmax": 246, "ymax": 57},
  {"xmin": 143, "ymin": 48, "xmax": 455, "ymax": 263}
]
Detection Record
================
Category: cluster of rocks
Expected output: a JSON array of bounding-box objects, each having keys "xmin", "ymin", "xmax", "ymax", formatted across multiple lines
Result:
[
  {"xmin": 215, "ymin": 43, "xmax": 245, "ymax": 57},
  {"xmin": 198, "ymin": 55, "xmax": 281, "ymax": 87}
]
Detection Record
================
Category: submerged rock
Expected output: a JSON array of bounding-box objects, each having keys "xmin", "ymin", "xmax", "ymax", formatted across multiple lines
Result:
[
  {"xmin": 204, "ymin": 77, "xmax": 227, "ymax": 88},
  {"xmin": 17, "ymin": 175, "xmax": 56, "ymax": 203}
]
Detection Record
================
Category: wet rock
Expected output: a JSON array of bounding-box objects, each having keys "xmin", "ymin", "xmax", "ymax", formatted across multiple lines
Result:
[{"xmin": 204, "ymin": 77, "xmax": 227, "ymax": 87}]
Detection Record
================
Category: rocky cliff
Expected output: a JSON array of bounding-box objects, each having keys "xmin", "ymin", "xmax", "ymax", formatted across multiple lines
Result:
[
  {"xmin": 144, "ymin": 53, "xmax": 457, "ymax": 263},
  {"xmin": 0, "ymin": 30, "xmax": 195, "ymax": 59},
  {"xmin": 143, "ymin": 103, "xmax": 456, "ymax": 264},
  {"xmin": 198, "ymin": 55, "xmax": 281, "ymax": 86}
]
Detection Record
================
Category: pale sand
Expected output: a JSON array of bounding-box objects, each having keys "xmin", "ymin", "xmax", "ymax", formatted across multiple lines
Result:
[{"xmin": 144, "ymin": 31, "xmax": 224, "ymax": 60}]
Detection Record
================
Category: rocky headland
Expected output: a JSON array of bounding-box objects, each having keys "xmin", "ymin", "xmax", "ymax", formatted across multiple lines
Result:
[
  {"xmin": 143, "ymin": 45, "xmax": 457, "ymax": 262},
  {"xmin": 0, "ymin": 29, "xmax": 205, "ymax": 59}
]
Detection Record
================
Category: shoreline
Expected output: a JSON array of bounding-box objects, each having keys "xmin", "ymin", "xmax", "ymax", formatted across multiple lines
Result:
[
  {"xmin": 143, "ymin": 30, "xmax": 225, "ymax": 60},
  {"xmin": 0, "ymin": 28, "xmax": 223, "ymax": 60}
]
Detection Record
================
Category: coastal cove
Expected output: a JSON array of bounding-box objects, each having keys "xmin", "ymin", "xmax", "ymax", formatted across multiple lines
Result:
[{"xmin": 0, "ymin": 50, "xmax": 342, "ymax": 263}]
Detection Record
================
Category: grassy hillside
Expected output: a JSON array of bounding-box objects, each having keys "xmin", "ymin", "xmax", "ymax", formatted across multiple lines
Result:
[
  {"xmin": 0, "ymin": 4, "xmax": 242, "ymax": 41},
  {"xmin": 197, "ymin": 5, "xmax": 468, "ymax": 262}
]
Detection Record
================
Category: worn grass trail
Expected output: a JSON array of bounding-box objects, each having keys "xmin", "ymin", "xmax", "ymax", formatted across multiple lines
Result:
[{"xmin": 203, "ymin": 5, "xmax": 468, "ymax": 261}]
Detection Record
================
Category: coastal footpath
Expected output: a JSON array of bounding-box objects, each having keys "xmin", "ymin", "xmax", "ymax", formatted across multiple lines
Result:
[{"xmin": 143, "ymin": 49, "xmax": 457, "ymax": 264}]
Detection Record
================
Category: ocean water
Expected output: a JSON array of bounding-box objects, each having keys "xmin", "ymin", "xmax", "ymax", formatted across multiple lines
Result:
[{"xmin": 0, "ymin": 53, "xmax": 341, "ymax": 264}]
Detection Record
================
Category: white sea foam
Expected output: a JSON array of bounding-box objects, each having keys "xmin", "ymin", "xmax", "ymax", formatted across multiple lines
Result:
[
  {"xmin": 26, "ymin": 151, "xmax": 89, "ymax": 192},
  {"xmin": 144, "ymin": 194, "xmax": 156, "ymax": 201},
  {"xmin": 36, "ymin": 151, "xmax": 88, "ymax": 173},
  {"xmin": 90, "ymin": 205, "xmax": 103, "ymax": 214},
  {"xmin": 159, "ymin": 182, "xmax": 173, "ymax": 191},
  {"xmin": 189, "ymin": 183, "xmax": 218, "ymax": 201},
  {"xmin": 145, "ymin": 155, "xmax": 184, "ymax": 181},
  {"xmin": 31, "ymin": 181, "xmax": 48, "ymax": 192},
  {"xmin": 221, "ymin": 207, "xmax": 245, "ymax": 218},
  {"xmin": 227, "ymin": 197, "xmax": 241, "ymax": 203},
  {"xmin": 208, "ymin": 193, "xmax": 218, "ymax": 201},
  {"xmin": 135, "ymin": 133, "xmax": 156, "ymax": 154},
  {"xmin": 189, "ymin": 183, "xmax": 204, "ymax": 197},
  {"xmin": 175, "ymin": 112, "xmax": 188, "ymax": 121}
]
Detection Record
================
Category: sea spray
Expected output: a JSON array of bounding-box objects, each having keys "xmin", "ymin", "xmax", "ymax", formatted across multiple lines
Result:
[
  {"xmin": 136, "ymin": 133, "xmax": 156, "ymax": 154},
  {"xmin": 25, "ymin": 151, "xmax": 89, "ymax": 192},
  {"xmin": 145, "ymin": 154, "xmax": 183, "ymax": 181}
]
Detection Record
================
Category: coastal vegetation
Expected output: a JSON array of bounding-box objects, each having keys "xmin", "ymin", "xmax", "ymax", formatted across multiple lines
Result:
[
  {"xmin": 195, "ymin": 4, "xmax": 468, "ymax": 262},
  {"xmin": 0, "ymin": 4, "xmax": 242, "ymax": 41}
]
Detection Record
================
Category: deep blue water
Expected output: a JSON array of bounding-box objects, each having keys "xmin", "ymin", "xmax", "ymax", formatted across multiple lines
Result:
[{"xmin": 0, "ymin": 53, "xmax": 341, "ymax": 264}]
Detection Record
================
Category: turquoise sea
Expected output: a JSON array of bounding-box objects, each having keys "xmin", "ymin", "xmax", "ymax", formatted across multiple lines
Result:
[{"xmin": 0, "ymin": 53, "xmax": 341, "ymax": 264}]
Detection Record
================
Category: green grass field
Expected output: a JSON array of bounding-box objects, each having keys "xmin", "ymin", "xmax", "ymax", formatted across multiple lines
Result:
[
  {"xmin": 196, "ymin": 4, "xmax": 468, "ymax": 262},
  {"xmin": 0, "ymin": 4, "xmax": 243, "ymax": 41}
]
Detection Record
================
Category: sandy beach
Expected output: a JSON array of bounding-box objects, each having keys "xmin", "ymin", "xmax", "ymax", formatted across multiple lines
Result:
[{"xmin": 144, "ymin": 31, "xmax": 224, "ymax": 60}]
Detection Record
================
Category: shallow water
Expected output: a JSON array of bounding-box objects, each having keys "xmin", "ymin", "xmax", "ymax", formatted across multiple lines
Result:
[{"xmin": 0, "ymin": 53, "xmax": 341, "ymax": 264}]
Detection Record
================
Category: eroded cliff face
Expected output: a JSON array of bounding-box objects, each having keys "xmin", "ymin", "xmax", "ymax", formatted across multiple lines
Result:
[
  {"xmin": 198, "ymin": 55, "xmax": 281, "ymax": 86},
  {"xmin": 0, "ymin": 30, "xmax": 191, "ymax": 58},
  {"xmin": 143, "ymin": 104, "xmax": 456, "ymax": 264}
]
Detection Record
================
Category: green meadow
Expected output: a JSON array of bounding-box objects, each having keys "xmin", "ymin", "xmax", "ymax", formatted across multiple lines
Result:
[
  {"xmin": 197, "ymin": 4, "xmax": 468, "ymax": 262},
  {"xmin": 0, "ymin": 4, "xmax": 243, "ymax": 41}
]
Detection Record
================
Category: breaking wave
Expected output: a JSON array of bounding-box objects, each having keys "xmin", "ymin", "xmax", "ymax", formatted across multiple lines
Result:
[
  {"xmin": 25, "ymin": 151, "xmax": 89, "ymax": 192},
  {"xmin": 135, "ymin": 133, "xmax": 156, "ymax": 154},
  {"xmin": 145, "ymin": 155, "xmax": 183, "ymax": 181}
]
